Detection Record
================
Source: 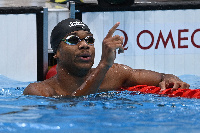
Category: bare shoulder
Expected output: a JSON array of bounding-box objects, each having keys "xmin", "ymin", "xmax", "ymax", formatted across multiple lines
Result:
[
  {"xmin": 23, "ymin": 79, "xmax": 57, "ymax": 97},
  {"xmin": 107, "ymin": 63, "xmax": 134, "ymax": 76}
]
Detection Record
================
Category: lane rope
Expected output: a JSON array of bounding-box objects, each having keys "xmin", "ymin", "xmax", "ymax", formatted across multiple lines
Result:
[{"xmin": 121, "ymin": 85, "xmax": 200, "ymax": 99}]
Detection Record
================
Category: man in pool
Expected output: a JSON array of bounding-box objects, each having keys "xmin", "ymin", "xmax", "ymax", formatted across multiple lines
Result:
[{"xmin": 23, "ymin": 18, "xmax": 190, "ymax": 97}]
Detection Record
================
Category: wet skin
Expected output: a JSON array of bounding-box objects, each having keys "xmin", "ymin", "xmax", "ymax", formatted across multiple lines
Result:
[{"xmin": 23, "ymin": 22, "xmax": 190, "ymax": 97}]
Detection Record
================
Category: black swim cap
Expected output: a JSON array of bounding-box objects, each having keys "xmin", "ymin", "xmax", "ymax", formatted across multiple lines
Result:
[{"xmin": 50, "ymin": 18, "xmax": 90, "ymax": 53}]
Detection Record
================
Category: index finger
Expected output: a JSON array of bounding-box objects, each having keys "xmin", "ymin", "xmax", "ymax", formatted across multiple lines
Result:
[{"xmin": 105, "ymin": 22, "xmax": 120, "ymax": 39}]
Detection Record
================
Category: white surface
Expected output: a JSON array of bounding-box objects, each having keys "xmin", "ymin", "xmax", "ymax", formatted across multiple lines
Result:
[
  {"xmin": 0, "ymin": 14, "xmax": 37, "ymax": 81},
  {"xmin": 48, "ymin": 9, "xmax": 70, "ymax": 52}
]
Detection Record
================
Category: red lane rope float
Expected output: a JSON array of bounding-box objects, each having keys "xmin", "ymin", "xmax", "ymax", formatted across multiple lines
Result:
[
  {"xmin": 46, "ymin": 65, "xmax": 57, "ymax": 79},
  {"xmin": 121, "ymin": 85, "xmax": 200, "ymax": 99}
]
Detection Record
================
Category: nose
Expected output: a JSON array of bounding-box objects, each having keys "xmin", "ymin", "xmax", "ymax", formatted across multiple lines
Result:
[{"xmin": 78, "ymin": 40, "xmax": 89, "ymax": 50}]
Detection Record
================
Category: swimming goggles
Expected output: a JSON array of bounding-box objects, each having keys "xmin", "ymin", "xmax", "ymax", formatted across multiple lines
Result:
[{"xmin": 61, "ymin": 35, "xmax": 95, "ymax": 45}]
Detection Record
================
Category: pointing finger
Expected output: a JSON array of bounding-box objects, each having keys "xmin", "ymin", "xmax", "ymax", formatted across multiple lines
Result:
[{"xmin": 105, "ymin": 22, "xmax": 120, "ymax": 39}]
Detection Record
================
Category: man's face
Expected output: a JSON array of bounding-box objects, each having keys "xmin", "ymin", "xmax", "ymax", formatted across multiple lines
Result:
[{"xmin": 56, "ymin": 30, "xmax": 95, "ymax": 71}]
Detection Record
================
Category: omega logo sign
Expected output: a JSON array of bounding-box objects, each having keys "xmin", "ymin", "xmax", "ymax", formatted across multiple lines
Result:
[
  {"xmin": 117, "ymin": 29, "xmax": 200, "ymax": 50},
  {"xmin": 137, "ymin": 29, "xmax": 200, "ymax": 49}
]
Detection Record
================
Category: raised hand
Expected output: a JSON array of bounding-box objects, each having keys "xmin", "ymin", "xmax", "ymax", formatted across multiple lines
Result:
[{"xmin": 100, "ymin": 22, "xmax": 124, "ymax": 67}]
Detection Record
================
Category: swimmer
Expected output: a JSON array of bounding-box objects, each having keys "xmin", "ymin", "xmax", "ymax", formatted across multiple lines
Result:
[{"xmin": 23, "ymin": 18, "xmax": 190, "ymax": 97}]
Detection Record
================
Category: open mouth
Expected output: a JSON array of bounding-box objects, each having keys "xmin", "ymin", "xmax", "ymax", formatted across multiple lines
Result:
[
  {"xmin": 80, "ymin": 56, "xmax": 91, "ymax": 61},
  {"xmin": 77, "ymin": 53, "xmax": 92, "ymax": 61}
]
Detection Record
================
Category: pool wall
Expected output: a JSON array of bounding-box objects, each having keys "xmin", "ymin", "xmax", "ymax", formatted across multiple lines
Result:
[
  {"xmin": 0, "ymin": 6, "xmax": 71, "ymax": 82},
  {"xmin": 47, "ymin": 8, "xmax": 70, "ymax": 53},
  {"xmin": 76, "ymin": 2, "xmax": 200, "ymax": 76},
  {"xmin": 0, "ymin": 7, "xmax": 48, "ymax": 82}
]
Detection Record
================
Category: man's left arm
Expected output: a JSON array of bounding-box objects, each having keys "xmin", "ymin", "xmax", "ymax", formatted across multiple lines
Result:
[{"xmin": 120, "ymin": 65, "xmax": 190, "ymax": 91}]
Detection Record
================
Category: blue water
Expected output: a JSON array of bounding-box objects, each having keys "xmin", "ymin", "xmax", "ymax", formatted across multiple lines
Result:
[{"xmin": 0, "ymin": 75, "xmax": 200, "ymax": 133}]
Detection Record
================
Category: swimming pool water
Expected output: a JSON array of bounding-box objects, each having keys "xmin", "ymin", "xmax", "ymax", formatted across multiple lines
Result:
[{"xmin": 0, "ymin": 74, "xmax": 200, "ymax": 133}]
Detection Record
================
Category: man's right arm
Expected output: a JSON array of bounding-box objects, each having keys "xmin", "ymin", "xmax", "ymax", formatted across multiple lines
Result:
[{"xmin": 71, "ymin": 22, "xmax": 124, "ymax": 96}]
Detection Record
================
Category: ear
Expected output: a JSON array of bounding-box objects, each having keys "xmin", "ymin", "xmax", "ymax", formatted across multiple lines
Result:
[
  {"xmin": 53, "ymin": 54, "xmax": 57, "ymax": 59},
  {"xmin": 53, "ymin": 50, "xmax": 60, "ymax": 59}
]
